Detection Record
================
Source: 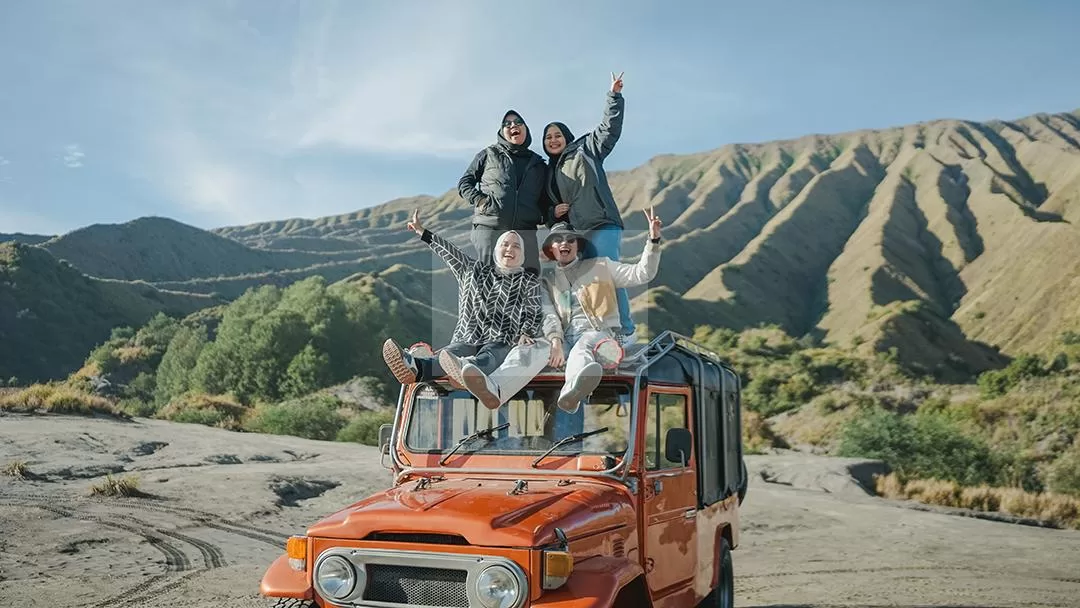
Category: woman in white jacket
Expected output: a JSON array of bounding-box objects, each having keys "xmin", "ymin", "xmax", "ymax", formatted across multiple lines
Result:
[{"xmin": 540, "ymin": 208, "xmax": 663, "ymax": 413}]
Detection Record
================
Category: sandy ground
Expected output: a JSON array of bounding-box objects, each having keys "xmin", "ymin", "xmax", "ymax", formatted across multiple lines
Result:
[{"xmin": 1, "ymin": 412, "xmax": 1079, "ymax": 608}]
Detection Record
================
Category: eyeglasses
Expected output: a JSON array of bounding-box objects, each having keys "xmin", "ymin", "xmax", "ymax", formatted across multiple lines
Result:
[
  {"xmin": 502, "ymin": 118, "xmax": 525, "ymax": 128},
  {"xmin": 549, "ymin": 235, "xmax": 577, "ymax": 244}
]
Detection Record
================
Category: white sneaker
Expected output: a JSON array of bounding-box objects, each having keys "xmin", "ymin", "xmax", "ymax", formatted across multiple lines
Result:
[
  {"xmin": 438, "ymin": 349, "xmax": 467, "ymax": 387},
  {"xmin": 462, "ymin": 364, "xmax": 502, "ymax": 410},
  {"xmin": 557, "ymin": 362, "xmax": 603, "ymax": 414},
  {"xmin": 619, "ymin": 330, "xmax": 639, "ymax": 348}
]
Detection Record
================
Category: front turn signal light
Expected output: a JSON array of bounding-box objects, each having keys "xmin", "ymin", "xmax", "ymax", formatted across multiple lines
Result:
[
  {"xmin": 286, "ymin": 535, "xmax": 307, "ymax": 572},
  {"xmin": 542, "ymin": 550, "xmax": 573, "ymax": 589}
]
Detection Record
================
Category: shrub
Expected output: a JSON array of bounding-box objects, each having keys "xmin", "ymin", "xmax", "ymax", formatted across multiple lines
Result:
[
  {"xmin": 337, "ymin": 410, "xmax": 395, "ymax": 446},
  {"xmin": 1047, "ymin": 446, "xmax": 1080, "ymax": 497},
  {"xmin": 3, "ymin": 460, "xmax": 30, "ymax": 479},
  {"xmin": 875, "ymin": 472, "xmax": 1080, "ymax": 530},
  {"xmin": 836, "ymin": 407, "xmax": 1001, "ymax": 486},
  {"xmin": 90, "ymin": 474, "xmax": 146, "ymax": 497},
  {"xmin": 0, "ymin": 384, "xmax": 126, "ymax": 419},
  {"xmin": 243, "ymin": 394, "xmax": 348, "ymax": 441},
  {"xmin": 157, "ymin": 393, "xmax": 250, "ymax": 430}
]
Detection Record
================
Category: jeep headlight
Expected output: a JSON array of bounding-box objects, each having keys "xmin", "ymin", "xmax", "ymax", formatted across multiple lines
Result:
[
  {"xmin": 314, "ymin": 554, "xmax": 362, "ymax": 602},
  {"xmin": 475, "ymin": 564, "xmax": 522, "ymax": 608}
]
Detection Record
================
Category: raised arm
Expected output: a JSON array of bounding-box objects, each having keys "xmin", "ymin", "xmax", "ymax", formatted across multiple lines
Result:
[
  {"xmin": 407, "ymin": 209, "xmax": 473, "ymax": 281},
  {"xmin": 608, "ymin": 207, "xmax": 663, "ymax": 289},
  {"xmin": 457, "ymin": 149, "xmax": 489, "ymax": 208},
  {"xmin": 583, "ymin": 72, "xmax": 625, "ymax": 162}
]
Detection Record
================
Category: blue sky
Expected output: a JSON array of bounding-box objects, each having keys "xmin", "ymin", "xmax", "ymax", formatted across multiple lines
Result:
[{"xmin": 1, "ymin": 0, "xmax": 1078, "ymax": 236}]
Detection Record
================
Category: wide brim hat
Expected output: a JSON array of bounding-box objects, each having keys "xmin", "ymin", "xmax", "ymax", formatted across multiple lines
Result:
[{"xmin": 542, "ymin": 222, "xmax": 587, "ymax": 261}]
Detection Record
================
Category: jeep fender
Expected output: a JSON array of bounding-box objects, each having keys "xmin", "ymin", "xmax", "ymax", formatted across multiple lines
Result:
[
  {"xmin": 532, "ymin": 556, "xmax": 647, "ymax": 607},
  {"xmin": 259, "ymin": 554, "xmax": 313, "ymax": 601}
]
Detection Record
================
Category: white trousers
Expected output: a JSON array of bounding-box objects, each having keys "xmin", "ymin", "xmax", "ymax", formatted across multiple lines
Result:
[
  {"xmin": 562, "ymin": 330, "xmax": 609, "ymax": 397},
  {"xmin": 472, "ymin": 339, "xmax": 552, "ymax": 432},
  {"xmin": 489, "ymin": 339, "xmax": 551, "ymax": 404}
]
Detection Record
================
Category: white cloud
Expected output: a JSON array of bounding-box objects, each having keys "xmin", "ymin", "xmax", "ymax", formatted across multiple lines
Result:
[
  {"xmin": 65, "ymin": 2, "xmax": 756, "ymax": 227},
  {"xmin": 63, "ymin": 144, "xmax": 85, "ymax": 168}
]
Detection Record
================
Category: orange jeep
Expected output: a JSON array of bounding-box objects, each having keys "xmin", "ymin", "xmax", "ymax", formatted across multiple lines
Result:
[{"xmin": 260, "ymin": 330, "xmax": 748, "ymax": 607}]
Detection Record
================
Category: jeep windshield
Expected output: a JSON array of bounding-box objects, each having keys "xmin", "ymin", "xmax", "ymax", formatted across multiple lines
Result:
[{"xmin": 403, "ymin": 381, "xmax": 633, "ymax": 471}]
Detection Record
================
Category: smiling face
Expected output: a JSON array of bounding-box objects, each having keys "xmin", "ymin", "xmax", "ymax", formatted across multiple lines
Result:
[
  {"xmin": 544, "ymin": 125, "xmax": 567, "ymax": 156},
  {"xmin": 502, "ymin": 114, "xmax": 527, "ymax": 146},
  {"xmin": 549, "ymin": 234, "xmax": 579, "ymax": 266},
  {"xmin": 494, "ymin": 231, "xmax": 524, "ymax": 269}
]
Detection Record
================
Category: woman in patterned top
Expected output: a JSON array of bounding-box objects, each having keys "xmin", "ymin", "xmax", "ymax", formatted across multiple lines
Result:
[{"xmin": 381, "ymin": 209, "xmax": 563, "ymax": 409}]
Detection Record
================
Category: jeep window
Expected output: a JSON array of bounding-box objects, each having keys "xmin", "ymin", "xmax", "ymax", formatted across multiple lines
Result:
[
  {"xmin": 405, "ymin": 383, "xmax": 632, "ymax": 461},
  {"xmin": 644, "ymin": 392, "xmax": 688, "ymax": 470}
]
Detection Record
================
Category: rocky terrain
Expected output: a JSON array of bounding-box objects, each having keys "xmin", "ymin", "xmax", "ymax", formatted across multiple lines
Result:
[{"xmin": 2, "ymin": 412, "xmax": 1078, "ymax": 608}]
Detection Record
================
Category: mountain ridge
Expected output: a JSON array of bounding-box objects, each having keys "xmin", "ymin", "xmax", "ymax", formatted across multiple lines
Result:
[{"xmin": 6, "ymin": 105, "xmax": 1080, "ymax": 382}]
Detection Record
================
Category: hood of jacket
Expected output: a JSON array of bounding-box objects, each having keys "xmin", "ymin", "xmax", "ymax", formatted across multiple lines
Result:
[{"xmin": 498, "ymin": 109, "xmax": 534, "ymax": 154}]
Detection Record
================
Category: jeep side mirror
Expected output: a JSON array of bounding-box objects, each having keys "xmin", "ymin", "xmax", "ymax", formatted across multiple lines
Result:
[
  {"xmin": 665, "ymin": 427, "xmax": 692, "ymax": 467},
  {"xmin": 379, "ymin": 423, "xmax": 393, "ymax": 455}
]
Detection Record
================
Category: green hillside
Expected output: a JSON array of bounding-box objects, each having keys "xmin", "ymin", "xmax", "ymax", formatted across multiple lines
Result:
[{"xmin": 0, "ymin": 242, "xmax": 217, "ymax": 383}]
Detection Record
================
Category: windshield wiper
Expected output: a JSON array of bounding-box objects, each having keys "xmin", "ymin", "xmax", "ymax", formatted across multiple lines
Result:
[
  {"xmin": 531, "ymin": 427, "xmax": 609, "ymax": 468},
  {"xmin": 439, "ymin": 422, "xmax": 510, "ymax": 465}
]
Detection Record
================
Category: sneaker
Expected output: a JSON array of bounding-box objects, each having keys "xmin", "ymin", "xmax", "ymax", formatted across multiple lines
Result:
[
  {"xmin": 461, "ymin": 364, "xmax": 502, "ymax": 410},
  {"xmin": 438, "ymin": 350, "xmax": 467, "ymax": 387},
  {"xmin": 382, "ymin": 338, "xmax": 418, "ymax": 385},
  {"xmin": 619, "ymin": 330, "xmax": 639, "ymax": 348},
  {"xmin": 557, "ymin": 362, "xmax": 603, "ymax": 414}
]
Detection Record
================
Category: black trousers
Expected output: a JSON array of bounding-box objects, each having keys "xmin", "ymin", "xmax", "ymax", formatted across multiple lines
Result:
[
  {"xmin": 417, "ymin": 342, "xmax": 511, "ymax": 381},
  {"xmin": 471, "ymin": 226, "xmax": 541, "ymax": 273}
]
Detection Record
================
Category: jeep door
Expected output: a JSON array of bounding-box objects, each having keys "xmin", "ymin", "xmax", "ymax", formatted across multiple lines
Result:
[{"xmin": 641, "ymin": 388, "xmax": 698, "ymax": 605}]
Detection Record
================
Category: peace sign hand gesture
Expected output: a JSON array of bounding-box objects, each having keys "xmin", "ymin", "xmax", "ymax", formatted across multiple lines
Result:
[
  {"xmin": 610, "ymin": 71, "xmax": 624, "ymax": 94},
  {"xmin": 643, "ymin": 206, "xmax": 662, "ymax": 240},
  {"xmin": 407, "ymin": 208, "xmax": 425, "ymax": 236}
]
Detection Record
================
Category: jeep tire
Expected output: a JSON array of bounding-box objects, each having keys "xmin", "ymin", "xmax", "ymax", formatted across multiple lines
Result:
[
  {"xmin": 737, "ymin": 457, "xmax": 748, "ymax": 505},
  {"xmin": 714, "ymin": 537, "xmax": 735, "ymax": 608}
]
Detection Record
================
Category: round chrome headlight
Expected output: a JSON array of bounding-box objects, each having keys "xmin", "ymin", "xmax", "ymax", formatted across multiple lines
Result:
[
  {"xmin": 475, "ymin": 564, "xmax": 522, "ymax": 608},
  {"xmin": 315, "ymin": 555, "xmax": 358, "ymax": 601}
]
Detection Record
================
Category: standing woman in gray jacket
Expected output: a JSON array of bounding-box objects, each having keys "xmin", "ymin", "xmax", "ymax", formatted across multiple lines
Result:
[
  {"xmin": 541, "ymin": 72, "xmax": 634, "ymax": 343},
  {"xmin": 457, "ymin": 110, "xmax": 548, "ymax": 273}
]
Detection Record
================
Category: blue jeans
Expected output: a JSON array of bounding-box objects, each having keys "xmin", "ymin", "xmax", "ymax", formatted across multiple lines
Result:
[{"xmin": 581, "ymin": 224, "xmax": 634, "ymax": 335}]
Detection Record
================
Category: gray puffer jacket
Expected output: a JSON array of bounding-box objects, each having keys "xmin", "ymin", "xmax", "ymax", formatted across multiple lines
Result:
[
  {"xmin": 544, "ymin": 91, "xmax": 625, "ymax": 231},
  {"xmin": 458, "ymin": 110, "xmax": 547, "ymax": 230}
]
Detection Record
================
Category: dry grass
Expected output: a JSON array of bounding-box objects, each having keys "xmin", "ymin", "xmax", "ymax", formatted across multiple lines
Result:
[
  {"xmin": 742, "ymin": 410, "xmax": 784, "ymax": 453},
  {"xmin": 0, "ymin": 384, "xmax": 127, "ymax": 419},
  {"xmin": 875, "ymin": 473, "xmax": 1080, "ymax": 529},
  {"xmin": 89, "ymin": 474, "xmax": 146, "ymax": 498},
  {"xmin": 2, "ymin": 460, "xmax": 31, "ymax": 479},
  {"xmin": 156, "ymin": 393, "xmax": 251, "ymax": 430}
]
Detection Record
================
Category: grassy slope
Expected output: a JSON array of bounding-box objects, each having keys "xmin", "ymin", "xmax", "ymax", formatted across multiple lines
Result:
[{"xmin": 0, "ymin": 242, "xmax": 216, "ymax": 383}]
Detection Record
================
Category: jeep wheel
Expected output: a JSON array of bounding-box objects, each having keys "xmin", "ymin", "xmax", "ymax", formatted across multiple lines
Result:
[
  {"xmin": 737, "ymin": 458, "xmax": 748, "ymax": 505},
  {"xmin": 714, "ymin": 538, "xmax": 735, "ymax": 608}
]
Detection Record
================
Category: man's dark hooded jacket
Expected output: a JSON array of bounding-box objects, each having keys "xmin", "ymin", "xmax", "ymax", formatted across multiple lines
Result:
[{"xmin": 458, "ymin": 111, "xmax": 548, "ymax": 230}]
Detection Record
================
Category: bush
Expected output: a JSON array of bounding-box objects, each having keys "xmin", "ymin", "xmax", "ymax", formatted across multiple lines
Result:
[
  {"xmin": 1047, "ymin": 446, "xmax": 1080, "ymax": 497},
  {"xmin": 0, "ymin": 384, "xmax": 126, "ymax": 419},
  {"xmin": 337, "ymin": 410, "xmax": 395, "ymax": 446},
  {"xmin": 243, "ymin": 394, "xmax": 348, "ymax": 441},
  {"xmin": 157, "ymin": 393, "xmax": 250, "ymax": 430},
  {"xmin": 90, "ymin": 474, "xmax": 146, "ymax": 497},
  {"xmin": 837, "ymin": 407, "xmax": 1002, "ymax": 487}
]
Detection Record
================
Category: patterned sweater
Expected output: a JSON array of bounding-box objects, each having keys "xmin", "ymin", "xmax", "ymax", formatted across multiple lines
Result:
[{"xmin": 421, "ymin": 230, "xmax": 558, "ymax": 345}]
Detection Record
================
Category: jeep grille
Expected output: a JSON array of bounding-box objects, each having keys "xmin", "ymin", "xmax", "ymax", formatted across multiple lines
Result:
[{"xmin": 365, "ymin": 564, "xmax": 468, "ymax": 607}]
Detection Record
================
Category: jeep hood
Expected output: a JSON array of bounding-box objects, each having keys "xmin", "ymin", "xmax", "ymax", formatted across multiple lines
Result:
[{"xmin": 306, "ymin": 477, "xmax": 634, "ymax": 547}]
